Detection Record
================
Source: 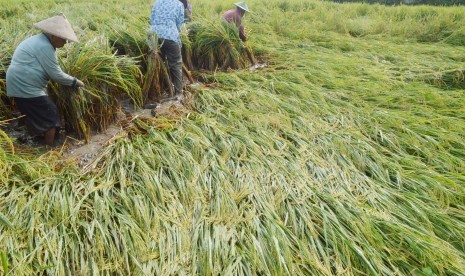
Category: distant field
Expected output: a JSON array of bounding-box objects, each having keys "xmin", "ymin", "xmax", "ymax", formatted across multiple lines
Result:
[
  {"xmin": 1, "ymin": 0, "xmax": 465, "ymax": 274},
  {"xmin": 326, "ymin": 0, "xmax": 465, "ymax": 6}
]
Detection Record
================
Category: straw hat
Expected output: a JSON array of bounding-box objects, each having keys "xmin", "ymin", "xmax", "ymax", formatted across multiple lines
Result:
[
  {"xmin": 33, "ymin": 13, "xmax": 79, "ymax": 42},
  {"xmin": 234, "ymin": 1, "xmax": 250, "ymax": 13}
]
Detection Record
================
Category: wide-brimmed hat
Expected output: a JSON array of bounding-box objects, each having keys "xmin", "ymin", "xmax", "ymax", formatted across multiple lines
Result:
[
  {"xmin": 234, "ymin": 1, "xmax": 250, "ymax": 12},
  {"xmin": 33, "ymin": 13, "xmax": 79, "ymax": 42}
]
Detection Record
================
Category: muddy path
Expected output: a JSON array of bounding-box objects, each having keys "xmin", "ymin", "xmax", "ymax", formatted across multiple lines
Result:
[
  {"xmin": 65, "ymin": 94, "xmax": 192, "ymax": 167},
  {"xmin": 1, "ymin": 93, "xmax": 192, "ymax": 168}
]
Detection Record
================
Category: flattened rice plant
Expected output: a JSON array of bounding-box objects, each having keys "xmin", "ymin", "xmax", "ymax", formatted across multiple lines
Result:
[{"xmin": 1, "ymin": 0, "xmax": 465, "ymax": 274}]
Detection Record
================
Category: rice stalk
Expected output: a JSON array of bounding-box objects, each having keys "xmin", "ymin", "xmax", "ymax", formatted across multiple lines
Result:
[
  {"xmin": 0, "ymin": 251, "xmax": 8, "ymax": 275},
  {"xmin": 141, "ymin": 33, "xmax": 173, "ymax": 102},
  {"xmin": 0, "ymin": 128, "xmax": 14, "ymax": 154},
  {"xmin": 181, "ymin": 25, "xmax": 194, "ymax": 71}
]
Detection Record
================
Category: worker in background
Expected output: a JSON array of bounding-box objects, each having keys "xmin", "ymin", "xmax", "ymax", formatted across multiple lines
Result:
[
  {"xmin": 149, "ymin": 0, "xmax": 185, "ymax": 103},
  {"xmin": 6, "ymin": 14, "xmax": 84, "ymax": 146},
  {"xmin": 222, "ymin": 1, "xmax": 250, "ymax": 42},
  {"xmin": 179, "ymin": 0, "xmax": 193, "ymax": 22}
]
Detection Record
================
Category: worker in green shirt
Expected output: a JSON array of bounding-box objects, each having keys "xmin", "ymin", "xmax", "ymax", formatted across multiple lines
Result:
[{"xmin": 6, "ymin": 14, "xmax": 84, "ymax": 146}]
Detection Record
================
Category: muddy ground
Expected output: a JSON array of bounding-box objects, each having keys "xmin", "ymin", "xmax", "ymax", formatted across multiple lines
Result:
[{"xmin": 2, "ymin": 93, "xmax": 192, "ymax": 168}]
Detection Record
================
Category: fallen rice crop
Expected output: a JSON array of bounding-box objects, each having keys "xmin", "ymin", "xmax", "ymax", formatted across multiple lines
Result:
[{"xmin": 0, "ymin": 0, "xmax": 464, "ymax": 274}]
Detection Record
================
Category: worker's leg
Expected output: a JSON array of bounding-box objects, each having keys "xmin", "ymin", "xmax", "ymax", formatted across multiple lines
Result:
[
  {"xmin": 44, "ymin": 128, "xmax": 56, "ymax": 146},
  {"xmin": 14, "ymin": 96, "xmax": 61, "ymax": 146},
  {"xmin": 160, "ymin": 40, "xmax": 183, "ymax": 95}
]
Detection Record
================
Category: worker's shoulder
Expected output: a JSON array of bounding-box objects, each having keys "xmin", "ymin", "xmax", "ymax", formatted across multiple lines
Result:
[
  {"xmin": 21, "ymin": 34, "xmax": 54, "ymax": 53},
  {"xmin": 158, "ymin": 0, "xmax": 183, "ymax": 8},
  {"xmin": 173, "ymin": 0, "xmax": 184, "ymax": 9}
]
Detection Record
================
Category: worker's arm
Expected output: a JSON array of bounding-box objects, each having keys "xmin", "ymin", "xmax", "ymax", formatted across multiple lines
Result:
[
  {"xmin": 176, "ymin": 5, "xmax": 185, "ymax": 31},
  {"xmin": 239, "ymin": 25, "xmax": 247, "ymax": 42},
  {"xmin": 37, "ymin": 46, "xmax": 83, "ymax": 88}
]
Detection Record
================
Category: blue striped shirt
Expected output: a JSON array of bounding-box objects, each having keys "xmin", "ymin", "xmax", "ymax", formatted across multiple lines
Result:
[{"xmin": 150, "ymin": 0, "xmax": 184, "ymax": 45}]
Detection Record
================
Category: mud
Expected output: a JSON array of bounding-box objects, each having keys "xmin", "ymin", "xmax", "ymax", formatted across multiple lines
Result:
[
  {"xmin": 248, "ymin": 63, "xmax": 267, "ymax": 72},
  {"xmin": 65, "ymin": 95, "xmax": 192, "ymax": 167}
]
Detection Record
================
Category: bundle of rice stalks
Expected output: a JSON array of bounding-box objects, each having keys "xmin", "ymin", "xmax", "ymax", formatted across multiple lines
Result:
[
  {"xmin": 107, "ymin": 18, "xmax": 196, "ymax": 102},
  {"xmin": 50, "ymin": 36, "xmax": 142, "ymax": 142},
  {"xmin": 0, "ymin": 64, "xmax": 14, "ymax": 121},
  {"xmin": 0, "ymin": 63, "xmax": 10, "ymax": 120},
  {"xmin": 141, "ymin": 33, "xmax": 173, "ymax": 102},
  {"xmin": 0, "ymin": 128, "xmax": 13, "ymax": 154},
  {"xmin": 107, "ymin": 18, "xmax": 149, "ymax": 58},
  {"xmin": 181, "ymin": 25, "xmax": 194, "ymax": 70},
  {"xmin": 108, "ymin": 24, "xmax": 180, "ymax": 102},
  {"xmin": 189, "ymin": 19, "xmax": 255, "ymax": 71},
  {"xmin": 180, "ymin": 26, "xmax": 196, "ymax": 84}
]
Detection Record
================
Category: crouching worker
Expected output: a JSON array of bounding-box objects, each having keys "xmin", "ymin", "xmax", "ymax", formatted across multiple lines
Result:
[
  {"xmin": 149, "ymin": 0, "xmax": 184, "ymax": 105},
  {"xmin": 6, "ymin": 14, "xmax": 84, "ymax": 146},
  {"xmin": 222, "ymin": 2, "xmax": 250, "ymax": 42}
]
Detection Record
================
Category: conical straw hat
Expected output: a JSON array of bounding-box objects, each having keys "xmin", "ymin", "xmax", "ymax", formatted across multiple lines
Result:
[
  {"xmin": 33, "ymin": 13, "xmax": 79, "ymax": 42},
  {"xmin": 234, "ymin": 1, "xmax": 250, "ymax": 12}
]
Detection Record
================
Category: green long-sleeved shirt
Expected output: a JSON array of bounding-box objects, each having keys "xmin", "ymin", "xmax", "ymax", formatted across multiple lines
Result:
[{"xmin": 6, "ymin": 33, "xmax": 75, "ymax": 98}]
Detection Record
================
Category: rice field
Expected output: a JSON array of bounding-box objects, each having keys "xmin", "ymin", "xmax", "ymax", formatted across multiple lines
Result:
[{"xmin": 1, "ymin": 0, "xmax": 465, "ymax": 274}]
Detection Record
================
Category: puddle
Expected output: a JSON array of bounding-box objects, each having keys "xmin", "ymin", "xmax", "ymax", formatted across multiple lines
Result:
[{"xmin": 249, "ymin": 63, "xmax": 267, "ymax": 72}]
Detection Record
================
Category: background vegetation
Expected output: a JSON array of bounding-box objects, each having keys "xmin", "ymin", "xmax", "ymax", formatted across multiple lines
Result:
[
  {"xmin": 0, "ymin": 0, "xmax": 464, "ymax": 274},
  {"xmin": 327, "ymin": 0, "xmax": 465, "ymax": 6}
]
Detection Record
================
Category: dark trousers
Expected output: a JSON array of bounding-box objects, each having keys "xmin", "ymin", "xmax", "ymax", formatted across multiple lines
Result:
[
  {"xmin": 14, "ymin": 96, "xmax": 60, "ymax": 135},
  {"xmin": 159, "ymin": 39, "xmax": 183, "ymax": 94}
]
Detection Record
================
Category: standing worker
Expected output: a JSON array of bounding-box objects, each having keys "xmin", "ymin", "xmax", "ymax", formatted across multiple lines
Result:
[
  {"xmin": 6, "ymin": 14, "xmax": 85, "ymax": 146},
  {"xmin": 149, "ymin": 0, "xmax": 185, "ymax": 102},
  {"xmin": 222, "ymin": 1, "xmax": 250, "ymax": 42}
]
